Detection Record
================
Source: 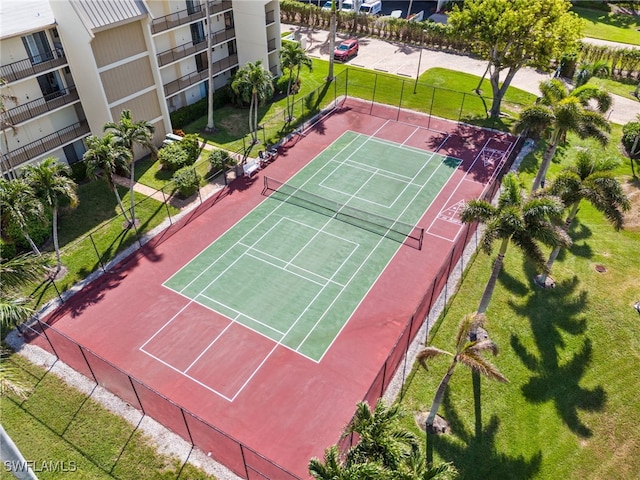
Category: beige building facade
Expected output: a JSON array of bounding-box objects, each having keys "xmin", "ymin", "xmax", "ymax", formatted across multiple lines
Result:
[{"xmin": 0, "ymin": 0, "xmax": 281, "ymax": 177}]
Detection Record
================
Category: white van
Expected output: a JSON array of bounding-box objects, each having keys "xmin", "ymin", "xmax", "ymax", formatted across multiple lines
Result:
[
  {"xmin": 360, "ymin": 0, "xmax": 382, "ymax": 15},
  {"xmin": 341, "ymin": 0, "xmax": 355, "ymax": 12}
]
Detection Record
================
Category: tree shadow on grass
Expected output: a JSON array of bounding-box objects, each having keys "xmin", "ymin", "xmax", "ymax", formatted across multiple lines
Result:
[
  {"xmin": 509, "ymin": 275, "xmax": 606, "ymax": 437},
  {"xmin": 435, "ymin": 391, "xmax": 542, "ymax": 479}
]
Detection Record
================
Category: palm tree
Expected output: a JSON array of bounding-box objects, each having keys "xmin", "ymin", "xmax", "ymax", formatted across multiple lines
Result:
[
  {"xmin": 574, "ymin": 60, "xmax": 610, "ymax": 88},
  {"xmin": 280, "ymin": 41, "xmax": 313, "ymax": 122},
  {"xmin": 515, "ymin": 79, "xmax": 612, "ymax": 191},
  {"xmin": 83, "ymin": 133, "xmax": 132, "ymax": 224},
  {"xmin": 417, "ymin": 313, "xmax": 508, "ymax": 463},
  {"xmin": 0, "ymin": 253, "xmax": 50, "ymax": 331},
  {"xmin": 536, "ymin": 150, "xmax": 630, "ymax": 286},
  {"xmin": 23, "ymin": 157, "xmax": 78, "ymax": 274},
  {"xmin": 103, "ymin": 110, "xmax": 156, "ymax": 226},
  {"xmin": 344, "ymin": 400, "xmax": 419, "ymax": 471},
  {"xmin": 231, "ymin": 61, "xmax": 274, "ymax": 145},
  {"xmin": 460, "ymin": 173, "xmax": 570, "ymax": 315},
  {"xmin": 0, "ymin": 178, "xmax": 46, "ymax": 255},
  {"xmin": 0, "ymin": 77, "xmax": 19, "ymax": 180},
  {"xmin": 309, "ymin": 445, "xmax": 384, "ymax": 480},
  {"xmin": 328, "ymin": 0, "xmax": 337, "ymax": 81}
]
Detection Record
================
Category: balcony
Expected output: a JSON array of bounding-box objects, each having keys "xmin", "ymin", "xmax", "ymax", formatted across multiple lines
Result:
[
  {"xmin": 266, "ymin": 9, "xmax": 276, "ymax": 26},
  {"xmin": 1, "ymin": 48, "xmax": 67, "ymax": 84},
  {"xmin": 5, "ymin": 87, "xmax": 80, "ymax": 125},
  {"xmin": 1, "ymin": 121, "xmax": 90, "ymax": 170},
  {"xmin": 164, "ymin": 54, "xmax": 238, "ymax": 97},
  {"xmin": 157, "ymin": 27, "xmax": 236, "ymax": 67},
  {"xmin": 151, "ymin": 0, "xmax": 233, "ymax": 34},
  {"xmin": 268, "ymin": 38, "xmax": 277, "ymax": 53}
]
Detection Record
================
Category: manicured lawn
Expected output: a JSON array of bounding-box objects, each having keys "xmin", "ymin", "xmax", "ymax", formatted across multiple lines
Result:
[
  {"xmin": 586, "ymin": 76, "xmax": 640, "ymax": 101},
  {"xmin": 400, "ymin": 128, "xmax": 640, "ymax": 479},
  {"xmin": 0, "ymin": 355, "xmax": 213, "ymax": 479},
  {"xmin": 573, "ymin": 7, "xmax": 640, "ymax": 45}
]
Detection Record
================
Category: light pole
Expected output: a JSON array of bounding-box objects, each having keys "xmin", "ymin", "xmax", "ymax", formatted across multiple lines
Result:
[{"xmin": 413, "ymin": 30, "xmax": 426, "ymax": 94}]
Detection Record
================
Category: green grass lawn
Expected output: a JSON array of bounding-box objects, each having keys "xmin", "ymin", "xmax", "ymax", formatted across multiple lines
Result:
[
  {"xmin": 0, "ymin": 355, "xmax": 213, "ymax": 479},
  {"xmin": 586, "ymin": 76, "xmax": 640, "ymax": 101},
  {"xmin": 400, "ymin": 128, "xmax": 640, "ymax": 479},
  {"xmin": 573, "ymin": 6, "xmax": 640, "ymax": 45}
]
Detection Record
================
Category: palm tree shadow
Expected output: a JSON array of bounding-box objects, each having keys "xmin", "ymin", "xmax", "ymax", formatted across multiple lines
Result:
[
  {"xmin": 508, "ymin": 276, "xmax": 606, "ymax": 437},
  {"xmin": 435, "ymin": 392, "xmax": 543, "ymax": 479}
]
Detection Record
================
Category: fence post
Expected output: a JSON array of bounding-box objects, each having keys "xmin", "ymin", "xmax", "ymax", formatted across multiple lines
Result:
[
  {"xmin": 428, "ymin": 87, "xmax": 436, "ymax": 129},
  {"xmin": 459, "ymin": 92, "xmax": 466, "ymax": 123},
  {"xmin": 397, "ymin": 79, "xmax": 405, "ymax": 121},
  {"xmin": 161, "ymin": 187, "xmax": 173, "ymax": 225},
  {"xmin": 88, "ymin": 232, "xmax": 107, "ymax": 272},
  {"xmin": 35, "ymin": 318, "xmax": 58, "ymax": 358}
]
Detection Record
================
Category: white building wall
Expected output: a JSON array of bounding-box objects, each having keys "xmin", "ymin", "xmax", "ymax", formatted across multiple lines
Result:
[{"xmin": 232, "ymin": 0, "xmax": 270, "ymax": 68}]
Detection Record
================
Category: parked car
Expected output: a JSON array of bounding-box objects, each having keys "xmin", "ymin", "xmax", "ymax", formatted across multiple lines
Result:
[
  {"xmin": 360, "ymin": 0, "xmax": 382, "ymax": 15},
  {"xmin": 334, "ymin": 39, "xmax": 359, "ymax": 62}
]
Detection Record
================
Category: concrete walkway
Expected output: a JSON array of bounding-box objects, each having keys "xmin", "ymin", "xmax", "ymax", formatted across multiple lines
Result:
[{"xmin": 284, "ymin": 23, "xmax": 639, "ymax": 125}]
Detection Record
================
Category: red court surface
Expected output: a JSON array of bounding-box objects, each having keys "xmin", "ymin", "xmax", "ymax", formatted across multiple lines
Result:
[{"xmin": 31, "ymin": 98, "xmax": 517, "ymax": 479}]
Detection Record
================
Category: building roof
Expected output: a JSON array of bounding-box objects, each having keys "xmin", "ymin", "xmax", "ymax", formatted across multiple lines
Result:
[
  {"xmin": 0, "ymin": 0, "xmax": 56, "ymax": 40},
  {"xmin": 69, "ymin": 0, "xmax": 148, "ymax": 32}
]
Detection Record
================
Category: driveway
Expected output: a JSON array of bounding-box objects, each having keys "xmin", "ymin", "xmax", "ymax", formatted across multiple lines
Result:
[{"xmin": 283, "ymin": 24, "xmax": 640, "ymax": 125}]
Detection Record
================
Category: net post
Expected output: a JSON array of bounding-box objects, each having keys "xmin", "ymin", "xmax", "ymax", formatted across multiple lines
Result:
[
  {"xmin": 261, "ymin": 176, "xmax": 270, "ymax": 196},
  {"xmin": 418, "ymin": 228, "xmax": 424, "ymax": 251}
]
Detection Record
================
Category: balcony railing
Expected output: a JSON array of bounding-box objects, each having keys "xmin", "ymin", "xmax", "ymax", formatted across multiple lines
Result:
[
  {"xmin": 1, "ymin": 121, "xmax": 90, "ymax": 170},
  {"xmin": 164, "ymin": 54, "xmax": 238, "ymax": 96},
  {"xmin": 265, "ymin": 9, "xmax": 276, "ymax": 25},
  {"xmin": 1, "ymin": 48, "xmax": 67, "ymax": 83},
  {"xmin": 151, "ymin": 0, "xmax": 233, "ymax": 34},
  {"xmin": 5, "ymin": 86, "xmax": 80, "ymax": 125},
  {"xmin": 157, "ymin": 27, "xmax": 236, "ymax": 67}
]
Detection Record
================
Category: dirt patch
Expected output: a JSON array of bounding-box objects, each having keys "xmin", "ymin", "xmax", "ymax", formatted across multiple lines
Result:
[
  {"xmin": 218, "ymin": 111, "xmax": 249, "ymax": 137},
  {"xmin": 622, "ymin": 178, "xmax": 640, "ymax": 231}
]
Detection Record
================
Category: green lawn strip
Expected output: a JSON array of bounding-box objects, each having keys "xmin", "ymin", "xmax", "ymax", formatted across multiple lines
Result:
[
  {"xmin": 400, "ymin": 130, "xmax": 640, "ymax": 478},
  {"xmin": 0, "ymin": 354, "xmax": 213, "ymax": 479},
  {"xmin": 573, "ymin": 7, "xmax": 640, "ymax": 46},
  {"xmin": 586, "ymin": 76, "xmax": 640, "ymax": 101}
]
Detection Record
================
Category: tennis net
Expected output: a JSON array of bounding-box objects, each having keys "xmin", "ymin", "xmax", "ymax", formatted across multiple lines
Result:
[{"xmin": 262, "ymin": 177, "xmax": 424, "ymax": 250}]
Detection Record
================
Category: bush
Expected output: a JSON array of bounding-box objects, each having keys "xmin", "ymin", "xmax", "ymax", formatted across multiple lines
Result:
[
  {"xmin": 180, "ymin": 134, "xmax": 201, "ymax": 164},
  {"xmin": 274, "ymin": 76, "xmax": 290, "ymax": 95},
  {"xmin": 158, "ymin": 142, "xmax": 190, "ymax": 172},
  {"xmin": 4, "ymin": 206, "xmax": 51, "ymax": 252},
  {"xmin": 208, "ymin": 149, "xmax": 234, "ymax": 172},
  {"xmin": 69, "ymin": 160, "xmax": 88, "ymax": 183},
  {"xmin": 622, "ymin": 120, "xmax": 640, "ymax": 159},
  {"xmin": 173, "ymin": 166, "xmax": 201, "ymax": 198},
  {"xmin": 169, "ymin": 85, "xmax": 232, "ymax": 129},
  {"xmin": 0, "ymin": 238, "xmax": 17, "ymax": 260}
]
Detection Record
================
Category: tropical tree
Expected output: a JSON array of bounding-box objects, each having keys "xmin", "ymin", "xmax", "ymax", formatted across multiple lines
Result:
[
  {"xmin": 536, "ymin": 150, "xmax": 630, "ymax": 286},
  {"xmin": 231, "ymin": 61, "xmax": 275, "ymax": 146},
  {"xmin": 83, "ymin": 133, "xmax": 132, "ymax": 224},
  {"xmin": 574, "ymin": 59, "xmax": 610, "ymax": 88},
  {"xmin": 0, "ymin": 78, "xmax": 19, "ymax": 180},
  {"xmin": 309, "ymin": 445, "xmax": 384, "ymax": 480},
  {"xmin": 0, "ymin": 253, "xmax": 50, "ymax": 331},
  {"xmin": 417, "ymin": 313, "xmax": 507, "ymax": 463},
  {"xmin": 280, "ymin": 41, "xmax": 313, "ymax": 122},
  {"xmin": 448, "ymin": 0, "xmax": 582, "ymax": 119},
  {"xmin": 344, "ymin": 400, "xmax": 419, "ymax": 471},
  {"xmin": 23, "ymin": 157, "xmax": 78, "ymax": 274},
  {"xmin": 0, "ymin": 178, "xmax": 46, "ymax": 255},
  {"xmin": 460, "ymin": 173, "xmax": 570, "ymax": 314},
  {"xmin": 103, "ymin": 110, "xmax": 156, "ymax": 226},
  {"xmin": 515, "ymin": 79, "xmax": 612, "ymax": 191}
]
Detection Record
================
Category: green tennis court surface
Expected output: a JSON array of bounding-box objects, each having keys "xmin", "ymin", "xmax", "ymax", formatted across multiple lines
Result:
[{"xmin": 164, "ymin": 131, "xmax": 460, "ymax": 361}]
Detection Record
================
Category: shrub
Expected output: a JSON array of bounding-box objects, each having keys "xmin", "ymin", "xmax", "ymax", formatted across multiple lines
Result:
[
  {"xmin": 0, "ymin": 238, "xmax": 17, "ymax": 260},
  {"xmin": 180, "ymin": 134, "xmax": 201, "ymax": 164},
  {"xmin": 169, "ymin": 85, "xmax": 232, "ymax": 129},
  {"xmin": 158, "ymin": 142, "xmax": 190, "ymax": 172},
  {"xmin": 69, "ymin": 160, "xmax": 88, "ymax": 183},
  {"xmin": 622, "ymin": 120, "xmax": 640, "ymax": 159},
  {"xmin": 173, "ymin": 166, "xmax": 201, "ymax": 198},
  {"xmin": 4, "ymin": 206, "xmax": 51, "ymax": 252},
  {"xmin": 208, "ymin": 149, "xmax": 234, "ymax": 172}
]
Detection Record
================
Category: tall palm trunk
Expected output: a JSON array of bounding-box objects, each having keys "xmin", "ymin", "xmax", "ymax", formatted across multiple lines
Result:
[
  {"xmin": 532, "ymin": 134, "xmax": 561, "ymax": 191},
  {"xmin": 328, "ymin": 5, "xmax": 336, "ymax": 81},
  {"xmin": 128, "ymin": 153, "xmax": 136, "ymax": 226},
  {"xmin": 112, "ymin": 178, "xmax": 131, "ymax": 224},
  {"xmin": 425, "ymin": 359, "xmax": 457, "ymax": 464},
  {"xmin": 477, "ymin": 238, "xmax": 509, "ymax": 315},
  {"xmin": 286, "ymin": 72, "xmax": 294, "ymax": 122},
  {"xmin": 537, "ymin": 202, "xmax": 579, "ymax": 284},
  {"xmin": 52, "ymin": 207, "xmax": 62, "ymax": 271},
  {"xmin": 251, "ymin": 92, "xmax": 258, "ymax": 144},
  {"xmin": 205, "ymin": 0, "xmax": 215, "ymax": 132}
]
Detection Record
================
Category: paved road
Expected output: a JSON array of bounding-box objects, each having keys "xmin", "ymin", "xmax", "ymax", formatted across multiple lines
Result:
[{"xmin": 283, "ymin": 24, "xmax": 640, "ymax": 125}]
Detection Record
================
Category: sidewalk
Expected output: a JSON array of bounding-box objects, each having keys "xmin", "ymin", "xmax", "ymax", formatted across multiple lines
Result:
[{"xmin": 284, "ymin": 24, "xmax": 639, "ymax": 125}]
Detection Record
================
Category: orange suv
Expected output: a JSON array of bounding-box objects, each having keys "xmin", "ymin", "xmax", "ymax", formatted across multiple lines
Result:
[{"xmin": 334, "ymin": 39, "xmax": 359, "ymax": 62}]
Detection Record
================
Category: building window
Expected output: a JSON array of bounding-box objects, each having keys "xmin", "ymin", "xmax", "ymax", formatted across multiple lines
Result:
[
  {"xmin": 186, "ymin": 0, "xmax": 201, "ymax": 15},
  {"xmin": 224, "ymin": 11, "xmax": 234, "ymax": 30},
  {"xmin": 21, "ymin": 31, "xmax": 52, "ymax": 65},
  {"xmin": 37, "ymin": 71, "xmax": 63, "ymax": 100},
  {"xmin": 191, "ymin": 22, "xmax": 206, "ymax": 45},
  {"xmin": 195, "ymin": 52, "xmax": 207, "ymax": 73},
  {"xmin": 228, "ymin": 40, "xmax": 236, "ymax": 56}
]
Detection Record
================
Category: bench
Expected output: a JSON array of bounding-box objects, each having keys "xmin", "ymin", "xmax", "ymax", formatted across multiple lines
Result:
[{"xmin": 243, "ymin": 159, "xmax": 260, "ymax": 177}]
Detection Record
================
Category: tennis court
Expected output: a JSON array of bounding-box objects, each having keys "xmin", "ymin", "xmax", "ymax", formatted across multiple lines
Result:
[
  {"xmin": 143, "ymin": 132, "xmax": 460, "ymax": 401},
  {"xmin": 32, "ymin": 98, "xmax": 519, "ymax": 479}
]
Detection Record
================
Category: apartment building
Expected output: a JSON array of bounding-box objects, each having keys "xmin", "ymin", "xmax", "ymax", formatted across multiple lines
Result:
[{"xmin": 0, "ymin": 0, "xmax": 281, "ymax": 177}]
